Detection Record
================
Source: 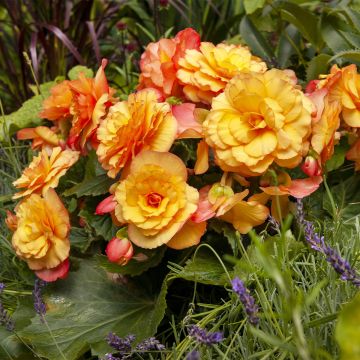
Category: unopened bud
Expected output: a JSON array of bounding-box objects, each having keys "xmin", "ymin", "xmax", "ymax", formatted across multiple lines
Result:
[
  {"xmin": 106, "ymin": 237, "xmax": 133, "ymax": 266},
  {"xmin": 301, "ymin": 156, "xmax": 321, "ymax": 177}
]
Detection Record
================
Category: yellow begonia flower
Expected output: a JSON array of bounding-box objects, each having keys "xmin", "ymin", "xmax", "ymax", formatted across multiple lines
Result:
[
  {"xmin": 97, "ymin": 89, "xmax": 177, "ymax": 178},
  {"xmin": 114, "ymin": 150, "xmax": 205, "ymax": 249},
  {"xmin": 203, "ymin": 69, "xmax": 313, "ymax": 176},
  {"xmin": 12, "ymin": 189, "xmax": 70, "ymax": 271},
  {"xmin": 13, "ymin": 147, "xmax": 79, "ymax": 199},
  {"xmin": 177, "ymin": 42, "xmax": 267, "ymax": 104}
]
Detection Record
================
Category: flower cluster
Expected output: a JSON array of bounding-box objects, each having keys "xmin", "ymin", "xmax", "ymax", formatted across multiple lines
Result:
[{"xmin": 8, "ymin": 27, "xmax": 360, "ymax": 281}]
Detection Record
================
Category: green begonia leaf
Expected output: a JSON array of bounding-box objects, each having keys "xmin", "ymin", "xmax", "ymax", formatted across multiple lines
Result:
[{"xmin": 17, "ymin": 260, "xmax": 167, "ymax": 360}]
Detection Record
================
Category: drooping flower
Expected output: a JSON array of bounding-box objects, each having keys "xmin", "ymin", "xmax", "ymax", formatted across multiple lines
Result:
[
  {"xmin": 96, "ymin": 89, "xmax": 177, "ymax": 178},
  {"xmin": 11, "ymin": 189, "xmax": 70, "ymax": 281},
  {"xmin": 187, "ymin": 325, "xmax": 223, "ymax": 345},
  {"xmin": 67, "ymin": 59, "xmax": 116, "ymax": 151},
  {"xmin": 192, "ymin": 183, "xmax": 269, "ymax": 234},
  {"xmin": 203, "ymin": 69, "xmax": 313, "ymax": 176},
  {"xmin": 177, "ymin": 42, "xmax": 267, "ymax": 104},
  {"xmin": 17, "ymin": 126, "xmax": 64, "ymax": 152},
  {"xmin": 231, "ymin": 277, "xmax": 259, "ymax": 325},
  {"xmin": 39, "ymin": 80, "xmax": 73, "ymax": 121},
  {"xmin": 138, "ymin": 28, "xmax": 201, "ymax": 98},
  {"xmin": 114, "ymin": 150, "xmax": 206, "ymax": 249},
  {"xmin": 106, "ymin": 237, "xmax": 134, "ymax": 265},
  {"xmin": 12, "ymin": 147, "xmax": 79, "ymax": 199},
  {"xmin": 250, "ymin": 171, "xmax": 322, "ymax": 221}
]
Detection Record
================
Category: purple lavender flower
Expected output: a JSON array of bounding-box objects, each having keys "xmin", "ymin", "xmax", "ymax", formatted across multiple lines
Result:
[
  {"xmin": 186, "ymin": 350, "xmax": 200, "ymax": 360},
  {"xmin": 106, "ymin": 332, "xmax": 134, "ymax": 354},
  {"xmin": 297, "ymin": 199, "xmax": 360, "ymax": 287},
  {"xmin": 135, "ymin": 337, "xmax": 165, "ymax": 352},
  {"xmin": 33, "ymin": 279, "xmax": 47, "ymax": 320},
  {"xmin": 104, "ymin": 354, "xmax": 120, "ymax": 360},
  {"xmin": 231, "ymin": 277, "xmax": 259, "ymax": 326},
  {"xmin": 188, "ymin": 325, "xmax": 223, "ymax": 346},
  {"xmin": 268, "ymin": 216, "xmax": 280, "ymax": 232},
  {"xmin": 0, "ymin": 283, "xmax": 15, "ymax": 331}
]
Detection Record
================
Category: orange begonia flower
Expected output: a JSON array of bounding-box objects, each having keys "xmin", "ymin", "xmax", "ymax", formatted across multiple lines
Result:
[
  {"xmin": 114, "ymin": 150, "xmax": 205, "ymax": 249},
  {"xmin": 203, "ymin": 69, "xmax": 313, "ymax": 176},
  {"xmin": 67, "ymin": 59, "xmax": 116, "ymax": 151},
  {"xmin": 177, "ymin": 42, "xmax": 267, "ymax": 104},
  {"xmin": 191, "ymin": 183, "xmax": 269, "ymax": 234},
  {"xmin": 39, "ymin": 80, "xmax": 72, "ymax": 121},
  {"xmin": 11, "ymin": 189, "xmax": 70, "ymax": 274},
  {"xmin": 138, "ymin": 28, "xmax": 201, "ymax": 98},
  {"xmin": 13, "ymin": 147, "xmax": 79, "ymax": 199},
  {"xmin": 96, "ymin": 89, "xmax": 177, "ymax": 178},
  {"xmin": 17, "ymin": 126, "xmax": 64, "ymax": 153}
]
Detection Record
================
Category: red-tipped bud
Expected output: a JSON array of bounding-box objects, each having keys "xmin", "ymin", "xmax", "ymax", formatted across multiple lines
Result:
[
  {"xmin": 96, "ymin": 195, "xmax": 117, "ymax": 215},
  {"xmin": 301, "ymin": 156, "xmax": 321, "ymax": 177},
  {"xmin": 106, "ymin": 237, "xmax": 133, "ymax": 266}
]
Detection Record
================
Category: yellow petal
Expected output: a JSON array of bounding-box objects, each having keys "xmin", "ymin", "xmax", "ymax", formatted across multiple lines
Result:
[{"xmin": 166, "ymin": 220, "xmax": 206, "ymax": 249}]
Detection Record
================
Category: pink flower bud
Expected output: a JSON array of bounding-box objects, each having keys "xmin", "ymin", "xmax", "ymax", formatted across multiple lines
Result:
[
  {"xmin": 301, "ymin": 156, "xmax": 321, "ymax": 177},
  {"xmin": 106, "ymin": 237, "xmax": 133, "ymax": 266}
]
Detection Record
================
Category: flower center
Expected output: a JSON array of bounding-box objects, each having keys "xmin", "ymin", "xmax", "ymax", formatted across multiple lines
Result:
[
  {"xmin": 146, "ymin": 192, "xmax": 163, "ymax": 208},
  {"xmin": 246, "ymin": 112, "xmax": 266, "ymax": 129}
]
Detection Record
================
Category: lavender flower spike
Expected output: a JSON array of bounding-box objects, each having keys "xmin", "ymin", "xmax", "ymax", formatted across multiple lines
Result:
[
  {"xmin": 186, "ymin": 350, "xmax": 200, "ymax": 360},
  {"xmin": 135, "ymin": 337, "xmax": 165, "ymax": 352},
  {"xmin": 231, "ymin": 277, "xmax": 259, "ymax": 326},
  {"xmin": 188, "ymin": 325, "xmax": 223, "ymax": 346},
  {"xmin": 297, "ymin": 199, "xmax": 360, "ymax": 287},
  {"xmin": 0, "ymin": 283, "xmax": 15, "ymax": 331},
  {"xmin": 106, "ymin": 332, "xmax": 135, "ymax": 354},
  {"xmin": 33, "ymin": 278, "xmax": 47, "ymax": 320}
]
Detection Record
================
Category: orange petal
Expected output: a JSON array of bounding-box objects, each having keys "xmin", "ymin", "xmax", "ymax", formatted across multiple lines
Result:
[
  {"xmin": 194, "ymin": 140, "xmax": 209, "ymax": 175},
  {"xmin": 166, "ymin": 220, "xmax": 206, "ymax": 249},
  {"xmin": 287, "ymin": 176, "xmax": 323, "ymax": 198},
  {"xmin": 172, "ymin": 103, "xmax": 203, "ymax": 139},
  {"xmin": 270, "ymin": 195, "xmax": 289, "ymax": 222}
]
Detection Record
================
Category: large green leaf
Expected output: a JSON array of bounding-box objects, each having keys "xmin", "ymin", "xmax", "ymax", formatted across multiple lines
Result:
[
  {"xmin": 79, "ymin": 209, "xmax": 118, "ymax": 240},
  {"xmin": 277, "ymin": 24, "xmax": 301, "ymax": 68},
  {"xmin": 63, "ymin": 174, "xmax": 114, "ymax": 197},
  {"xmin": 169, "ymin": 250, "xmax": 232, "ymax": 286},
  {"xmin": 17, "ymin": 260, "xmax": 168, "ymax": 360},
  {"xmin": 306, "ymin": 54, "xmax": 331, "ymax": 82},
  {"xmin": 280, "ymin": 2, "xmax": 320, "ymax": 47},
  {"xmin": 244, "ymin": 0, "xmax": 265, "ymax": 14},
  {"xmin": 325, "ymin": 138, "xmax": 350, "ymax": 172},
  {"xmin": 239, "ymin": 16, "xmax": 274, "ymax": 61},
  {"xmin": 335, "ymin": 293, "xmax": 360, "ymax": 360},
  {"xmin": 0, "ymin": 328, "xmax": 36, "ymax": 360},
  {"xmin": 0, "ymin": 81, "xmax": 55, "ymax": 141}
]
